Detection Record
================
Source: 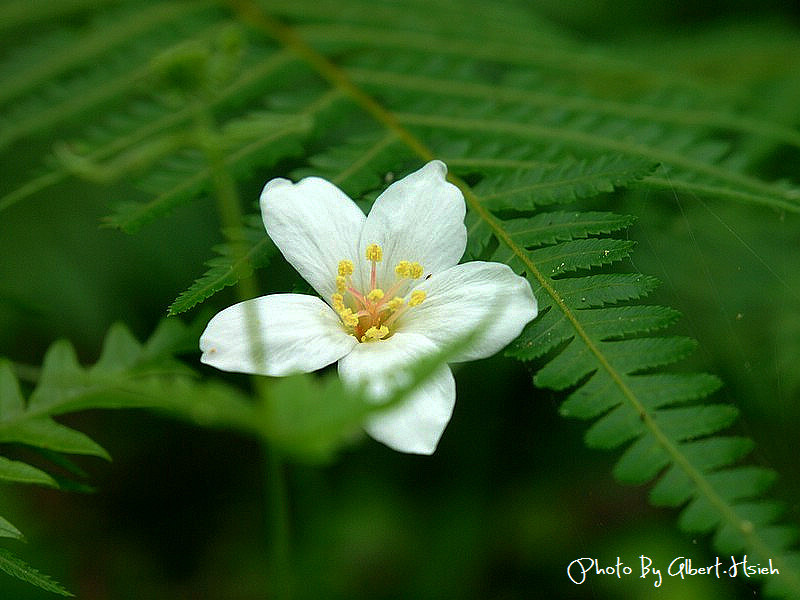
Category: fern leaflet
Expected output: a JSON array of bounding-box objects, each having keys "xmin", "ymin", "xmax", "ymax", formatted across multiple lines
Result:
[
  {"xmin": 168, "ymin": 214, "xmax": 277, "ymax": 315},
  {"xmin": 0, "ymin": 549, "xmax": 72, "ymax": 597}
]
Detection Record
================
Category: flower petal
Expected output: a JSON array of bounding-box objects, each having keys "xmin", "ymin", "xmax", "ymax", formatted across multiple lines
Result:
[
  {"xmin": 399, "ymin": 261, "xmax": 537, "ymax": 362},
  {"xmin": 338, "ymin": 332, "xmax": 455, "ymax": 455},
  {"xmin": 357, "ymin": 161, "xmax": 466, "ymax": 290},
  {"xmin": 261, "ymin": 176, "xmax": 366, "ymax": 301},
  {"xmin": 200, "ymin": 294, "xmax": 357, "ymax": 376}
]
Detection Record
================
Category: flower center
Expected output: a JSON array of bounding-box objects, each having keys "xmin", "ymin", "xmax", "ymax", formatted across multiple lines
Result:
[{"xmin": 332, "ymin": 243, "xmax": 427, "ymax": 342}]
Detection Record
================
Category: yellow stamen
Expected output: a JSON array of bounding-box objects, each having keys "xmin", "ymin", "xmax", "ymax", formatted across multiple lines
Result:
[
  {"xmin": 332, "ymin": 293, "xmax": 345, "ymax": 312},
  {"xmin": 339, "ymin": 308, "xmax": 359, "ymax": 328},
  {"xmin": 365, "ymin": 243, "xmax": 383, "ymax": 262},
  {"xmin": 361, "ymin": 325, "xmax": 389, "ymax": 342},
  {"xmin": 395, "ymin": 260, "xmax": 411, "ymax": 278},
  {"xmin": 338, "ymin": 260, "xmax": 354, "ymax": 276},
  {"xmin": 409, "ymin": 290, "xmax": 426, "ymax": 306},
  {"xmin": 333, "ymin": 251, "xmax": 428, "ymax": 342}
]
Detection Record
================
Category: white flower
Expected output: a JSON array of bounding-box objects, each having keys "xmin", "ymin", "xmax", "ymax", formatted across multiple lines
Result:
[{"xmin": 199, "ymin": 161, "xmax": 538, "ymax": 454}]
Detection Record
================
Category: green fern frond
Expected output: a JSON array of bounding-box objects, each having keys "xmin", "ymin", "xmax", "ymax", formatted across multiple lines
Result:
[
  {"xmin": 473, "ymin": 156, "xmax": 655, "ymax": 211},
  {"xmin": 0, "ymin": 46, "xmax": 299, "ymax": 213},
  {"xmin": 451, "ymin": 155, "xmax": 799, "ymax": 591},
  {"xmin": 0, "ymin": 549, "xmax": 72, "ymax": 597},
  {"xmin": 0, "ymin": 6, "xmax": 229, "ymax": 153},
  {"xmin": 0, "ymin": 318, "xmax": 259, "ymax": 594},
  {"xmin": 488, "ymin": 220, "xmax": 800, "ymax": 596},
  {"xmin": 0, "ymin": 517, "xmax": 23, "ymax": 542},
  {"xmin": 5, "ymin": 0, "xmax": 797, "ymax": 220},
  {"xmin": 0, "ymin": 361, "xmax": 110, "ymax": 460},
  {"xmin": 168, "ymin": 214, "xmax": 277, "ymax": 315},
  {"xmin": 292, "ymin": 131, "xmax": 408, "ymax": 197},
  {"xmin": 482, "ymin": 199, "xmax": 800, "ymax": 595},
  {"xmin": 104, "ymin": 106, "xmax": 319, "ymax": 232},
  {"xmin": 346, "ymin": 67, "xmax": 800, "ymax": 151},
  {"xmin": 0, "ymin": 456, "xmax": 57, "ymax": 488},
  {"xmin": 0, "ymin": 2, "xmax": 216, "ymax": 108},
  {"xmin": 0, "ymin": 318, "xmax": 252, "ymax": 522}
]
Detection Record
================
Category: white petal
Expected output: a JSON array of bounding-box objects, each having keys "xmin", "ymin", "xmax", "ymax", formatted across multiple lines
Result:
[
  {"xmin": 338, "ymin": 333, "xmax": 455, "ymax": 455},
  {"xmin": 200, "ymin": 294, "xmax": 357, "ymax": 376},
  {"xmin": 399, "ymin": 261, "xmax": 537, "ymax": 362},
  {"xmin": 357, "ymin": 161, "xmax": 466, "ymax": 290},
  {"xmin": 260, "ymin": 177, "xmax": 366, "ymax": 301}
]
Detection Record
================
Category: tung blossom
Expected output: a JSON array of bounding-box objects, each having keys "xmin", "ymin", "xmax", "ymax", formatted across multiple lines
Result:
[{"xmin": 200, "ymin": 161, "xmax": 538, "ymax": 454}]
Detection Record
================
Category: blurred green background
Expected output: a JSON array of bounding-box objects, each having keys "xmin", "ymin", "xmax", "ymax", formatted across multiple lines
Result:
[{"xmin": 1, "ymin": 0, "xmax": 799, "ymax": 598}]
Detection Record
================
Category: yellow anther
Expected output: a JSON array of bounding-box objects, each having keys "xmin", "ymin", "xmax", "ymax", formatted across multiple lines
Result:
[
  {"xmin": 387, "ymin": 297, "xmax": 404, "ymax": 310},
  {"xmin": 332, "ymin": 293, "xmax": 345, "ymax": 312},
  {"xmin": 367, "ymin": 288, "xmax": 384, "ymax": 302},
  {"xmin": 395, "ymin": 260, "xmax": 411, "ymax": 278},
  {"xmin": 338, "ymin": 260, "xmax": 354, "ymax": 277},
  {"xmin": 409, "ymin": 290, "xmax": 426, "ymax": 307},
  {"xmin": 361, "ymin": 325, "xmax": 389, "ymax": 342},
  {"xmin": 336, "ymin": 275, "xmax": 347, "ymax": 293},
  {"xmin": 339, "ymin": 308, "xmax": 359, "ymax": 328},
  {"xmin": 409, "ymin": 262, "xmax": 424, "ymax": 279},
  {"xmin": 365, "ymin": 243, "xmax": 383, "ymax": 262}
]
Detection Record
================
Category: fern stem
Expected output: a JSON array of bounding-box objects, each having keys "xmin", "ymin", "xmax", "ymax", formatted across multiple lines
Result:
[
  {"xmin": 234, "ymin": 3, "xmax": 800, "ymax": 593},
  {"xmin": 229, "ymin": 0, "xmax": 435, "ymax": 162},
  {"xmin": 193, "ymin": 106, "xmax": 259, "ymax": 301},
  {"xmin": 193, "ymin": 100, "xmax": 294, "ymax": 599},
  {"xmin": 264, "ymin": 444, "xmax": 292, "ymax": 599}
]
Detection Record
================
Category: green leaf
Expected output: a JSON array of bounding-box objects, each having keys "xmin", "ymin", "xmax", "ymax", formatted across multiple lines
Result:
[
  {"xmin": 168, "ymin": 216, "xmax": 277, "ymax": 315},
  {"xmin": 474, "ymin": 155, "xmax": 655, "ymax": 211},
  {"xmin": 104, "ymin": 110, "xmax": 315, "ymax": 233},
  {"xmin": 554, "ymin": 273, "xmax": 662, "ymax": 308},
  {"xmin": 0, "ymin": 361, "xmax": 25, "ymax": 416},
  {"xmin": 496, "ymin": 237, "xmax": 636, "ymax": 275},
  {"xmin": 503, "ymin": 211, "xmax": 637, "ymax": 246},
  {"xmin": 0, "ymin": 319, "xmax": 259, "ymax": 497},
  {"xmin": 0, "ymin": 516, "xmax": 23, "ymax": 541},
  {"xmin": 0, "ymin": 418, "xmax": 110, "ymax": 460},
  {"xmin": 0, "ymin": 548, "xmax": 73, "ymax": 597},
  {"xmin": 261, "ymin": 373, "xmax": 366, "ymax": 462},
  {"xmin": 0, "ymin": 457, "xmax": 57, "ymax": 487}
]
